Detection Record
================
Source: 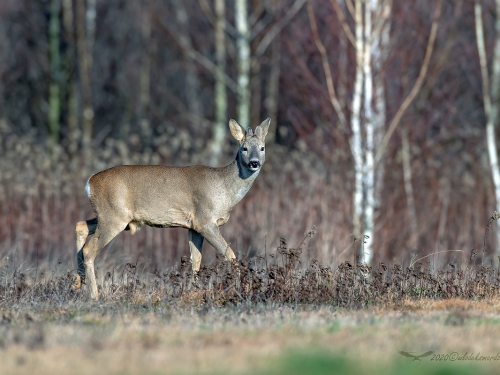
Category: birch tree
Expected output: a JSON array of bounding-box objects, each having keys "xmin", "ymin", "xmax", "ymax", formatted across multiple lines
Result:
[
  {"xmin": 474, "ymin": 0, "xmax": 500, "ymax": 260},
  {"xmin": 161, "ymin": 0, "xmax": 309, "ymax": 164},
  {"xmin": 308, "ymin": 0, "xmax": 390, "ymax": 263},
  {"xmin": 197, "ymin": 0, "xmax": 306, "ymax": 161},
  {"xmin": 308, "ymin": 0, "xmax": 441, "ymax": 263}
]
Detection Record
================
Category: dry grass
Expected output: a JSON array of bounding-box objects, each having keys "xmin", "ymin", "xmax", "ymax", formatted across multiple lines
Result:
[
  {"xmin": 1, "ymin": 233, "xmax": 500, "ymax": 310},
  {"xmin": 1, "ymin": 303, "xmax": 500, "ymax": 375},
  {"xmin": 1, "ymin": 235, "xmax": 500, "ymax": 374}
]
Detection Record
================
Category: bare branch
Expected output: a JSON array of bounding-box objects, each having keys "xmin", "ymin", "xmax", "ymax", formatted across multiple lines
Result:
[
  {"xmin": 475, "ymin": 0, "xmax": 491, "ymax": 118},
  {"xmin": 251, "ymin": 13, "xmax": 275, "ymax": 39},
  {"xmin": 291, "ymin": 40, "xmax": 338, "ymax": 108},
  {"xmin": 490, "ymin": 0, "xmax": 500, "ymax": 122},
  {"xmin": 371, "ymin": 0, "xmax": 392, "ymax": 46},
  {"xmin": 160, "ymin": 18, "xmax": 238, "ymax": 93},
  {"xmin": 249, "ymin": 3, "xmax": 265, "ymax": 27},
  {"xmin": 199, "ymin": 0, "xmax": 237, "ymax": 36},
  {"xmin": 329, "ymin": 0, "xmax": 356, "ymax": 46},
  {"xmin": 307, "ymin": 0, "xmax": 347, "ymax": 129},
  {"xmin": 345, "ymin": 0, "xmax": 355, "ymax": 18},
  {"xmin": 198, "ymin": 0, "xmax": 217, "ymax": 26},
  {"xmin": 410, "ymin": 250, "xmax": 463, "ymax": 269},
  {"xmin": 374, "ymin": 0, "xmax": 442, "ymax": 166},
  {"xmin": 255, "ymin": 0, "xmax": 307, "ymax": 57},
  {"xmin": 190, "ymin": 49, "xmax": 239, "ymax": 92}
]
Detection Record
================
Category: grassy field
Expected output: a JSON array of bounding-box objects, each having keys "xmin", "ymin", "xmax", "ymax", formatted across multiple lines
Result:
[
  {"xmin": 1, "ymin": 299, "xmax": 500, "ymax": 375},
  {"xmin": 1, "ymin": 244, "xmax": 500, "ymax": 375}
]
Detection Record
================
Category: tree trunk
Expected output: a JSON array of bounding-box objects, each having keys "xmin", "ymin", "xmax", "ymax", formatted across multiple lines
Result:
[
  {"xmin": 265, "ymin": 33, "xmax": 280, "ymax": 144},
  {"xmin": 250, "ymin": 58, "xmax": 261, "ymax": 127},
  {"xmin": 172, "ymin": 0, "xmax": 203, "ymax": 119},
  {"xmin": 372, "ymin": 0, "xmax": 390, "ymax": 252},
  {"xmin": 401, "ymin": 128, "xmax": 418, "ymax": 251},
  {"xmin": 475, "ymin": 0, "xmax": 500, "ymax": 261},
  {"xmin": 235, "ymin": 0, "xmax": 251, "ymax": 128},
  {"xmin": 62, "ymin": 0, "xmax": 78, "ymax": 152},
  {"xmin": 365, "ymin": 0, "xmax": 392, "ymax": 263},
  {"xmin": 48, "ymin": 0, "xmax": 62, "ymax": 146},
  {"xmin": 490, "ymin": 0, "xmax": 500, "ymax": 261},
  {"xmin": 139, "ymin": 3, "xmax": 152, "ymax": 145},
  {"xmin": 351, "ymin": 0, "xmax": 364, "ymax": 261},
  {"xmin": 210, "ymin": 0, "xmax": 228, "ymax": 165},
  {"xmin": 362, "ymin": 0, "xmax": 375, "ymax": 263},
  {"xmin": 76, "ymin": 0, "xmax": 95, "ymax": 146}
]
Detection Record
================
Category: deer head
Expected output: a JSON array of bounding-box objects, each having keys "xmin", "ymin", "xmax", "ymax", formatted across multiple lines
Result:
[{"xmin": 229, "ymin": 117, "xmax": 270, "ymax": 176}]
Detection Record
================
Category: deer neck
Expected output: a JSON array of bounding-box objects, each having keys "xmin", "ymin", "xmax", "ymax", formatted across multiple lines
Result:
[{"xmin": 221, "ymin": 153, "xmax": 260, "ymax": 204}]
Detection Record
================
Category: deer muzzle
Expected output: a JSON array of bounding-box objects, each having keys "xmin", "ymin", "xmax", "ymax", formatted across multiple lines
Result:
[{"xmin": 248, "ymin": 160, "xmax": 261, "ymax": 169}]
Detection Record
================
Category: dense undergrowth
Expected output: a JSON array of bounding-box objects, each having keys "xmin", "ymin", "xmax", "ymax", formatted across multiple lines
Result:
[{"xmin": 1, "ymin": 229, "xmax": 499, "ymax": 309}]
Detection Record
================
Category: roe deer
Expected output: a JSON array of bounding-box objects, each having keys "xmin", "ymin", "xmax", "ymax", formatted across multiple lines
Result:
[{"xmin": 73, "ymin": 118, "xmax": 270, "ymax": 299}]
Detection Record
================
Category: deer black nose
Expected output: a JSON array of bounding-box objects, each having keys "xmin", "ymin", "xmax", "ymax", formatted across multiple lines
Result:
[{"xmin": 249, "ymin": 160, "xmax": 261, "ymax": 169}]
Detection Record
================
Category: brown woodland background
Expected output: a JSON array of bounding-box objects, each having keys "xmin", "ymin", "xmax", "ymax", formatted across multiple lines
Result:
[{"xmin": 0, "ymin": 0, "xmax": 497, "ymax": 271}]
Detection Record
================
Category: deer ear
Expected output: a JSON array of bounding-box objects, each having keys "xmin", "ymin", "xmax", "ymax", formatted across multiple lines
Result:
[
  {"xmin": 256, "ymin": 117, "xmax": 270, "ymax": 139},
  {"xmin": 229, "ymin": 119, "xmax": 245, "ymax": 142}
]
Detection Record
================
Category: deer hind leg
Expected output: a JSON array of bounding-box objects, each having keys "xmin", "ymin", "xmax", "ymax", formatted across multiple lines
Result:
[
  {"xmin": 74, "ymin": 218, "xmax": 98, "ymax": 290},
  {"xmin": 188, "ymin": 229, "xmax": 204, "ymax": 273},
  {"xmin": 82, "ymin": 219, "xmax": 128, "ymax": 300}
]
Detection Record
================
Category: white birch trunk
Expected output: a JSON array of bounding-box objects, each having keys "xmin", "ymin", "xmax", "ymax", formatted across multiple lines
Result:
[
  {"xmin": 475, "ymin": 0, "xmax": 500, "ymax": 258},
  {"xmin": 351, "ymin": 0, "xmax": 365, "ymax": 260},
  {"xmin": 235, "ymin": 0, "xmax": 251, "ymax": 128},
  {"xmin": 372, "ymin": 0, "xmax": 390, "ymax": 230},
  {"xmin": 490, "ymin": 0, "xmax": 500, "ymax": 257},
  {"xmin": 363, "ymin": 0, "xmax": 374, "ymax": 263},
  {"xmin": 367, "ymin": 0, "xmax": 391, "ymax": 262}
]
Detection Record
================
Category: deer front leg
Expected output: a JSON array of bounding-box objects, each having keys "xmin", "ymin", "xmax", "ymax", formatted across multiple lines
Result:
[
  {"xmin": 188, "ymin": 229, "xmax": 204, "ymax": 273},
  {"xmin": 199, "ymin": 224, "xmax": 236, "ymax": 261}
]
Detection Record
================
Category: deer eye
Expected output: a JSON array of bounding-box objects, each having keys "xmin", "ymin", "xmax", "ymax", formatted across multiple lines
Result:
[
  {"xmin": 243, "ymin": 147, "xmax": 248, "ymax": 152},
  {"xmin": 261, "ymin": 147, "xmax": 265, "ymax": 151}
]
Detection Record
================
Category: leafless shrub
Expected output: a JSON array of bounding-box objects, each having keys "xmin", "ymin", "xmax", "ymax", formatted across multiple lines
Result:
[{"xmin": 1, "ymin": 229, "xmax": 499, "ymax": 312}]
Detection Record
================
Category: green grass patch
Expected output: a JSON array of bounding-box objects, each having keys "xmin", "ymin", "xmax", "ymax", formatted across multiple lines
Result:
[{"xmin": 254, "ymin": 350, "xmax": 497, "ymax": 375}]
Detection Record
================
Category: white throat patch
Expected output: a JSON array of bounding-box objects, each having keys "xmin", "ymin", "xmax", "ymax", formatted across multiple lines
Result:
[{"xmin": 236, "ymin": 184, "xmax": 252, "ymax": 201}]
